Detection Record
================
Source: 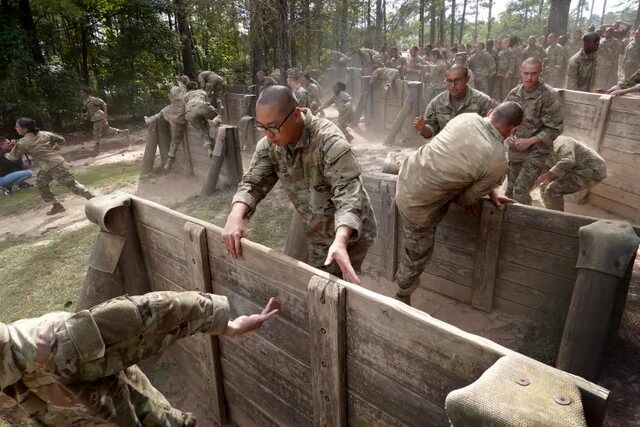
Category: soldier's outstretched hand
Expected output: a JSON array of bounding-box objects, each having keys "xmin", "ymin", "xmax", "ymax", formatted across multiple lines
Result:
[
  {"xmin": 224, "ymin": 297, "xmax": 279, "ymax": 337},
  {"xmin": 412, "ymin": 116, "xmax": 425, "ymax": 132},
  {"xmin": 324, "ymin": 226, "xmax": 362, "ymax": 285}
]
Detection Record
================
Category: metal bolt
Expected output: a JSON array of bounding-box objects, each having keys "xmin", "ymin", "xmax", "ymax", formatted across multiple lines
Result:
[
  {"xmin": 321, "ymin": 328, "xmax": 327, "ymax": 334},
  {"xmin": 321, "ymin": 361, "xmax": 327, "ymax": 367},
  {"xmin": 324, "ymin": 395, "xmax": 330, "ymax": 401},
  {"xmin": 553, "ymin": 395, "xmax": 572, "ymax": 405},
  {"xmin": 516, "ymin": 377, "xmax": 530, "ymax": 386},
  {"xmin": 320, "ymin": 297, "xmax": 326, "ymax": 304}
]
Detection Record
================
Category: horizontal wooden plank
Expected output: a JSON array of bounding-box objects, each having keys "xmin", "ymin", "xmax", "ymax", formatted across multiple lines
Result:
[
  {"xmin": 417, "ymin": 271, "xmax": 473, "ymax": 303},
  {"xmin": 139, "ymin": 243, "xmax": 189, "ymax": 289},
  {"xmin": 600, "ymin": 160, "xmax": 640, "ymax": 196},
  {"xmin": 500, "ymin": 222, "xmax": 579, "ymax": 259},
  {"xmin": 347, "ymin": 391, "xmax": 404, "ymax": 427},
  {"xmin": 215, "ymin": 281, "xmax": 311, "ymax": 364},
  {"xmin": 136, "ymin": 221, "xmax": 187, "ymax": 261},
  {"xmin": 602, "ymin": 134, "xmax": 640, "ymax": 153},
  {"xmin": 590, "ymin": 182, "xmax": 640, "ymax": 210},
  {"xmin": 499, "ymin": 242, "xmax": 576, "ymax": 281},
  {"xmin": 607, "ymin": 108, "xmax": 640, "ymax": 126},
  {"xmin": 224, "ymin": 382, "xmax": 280, "ymax": 427},
  {"xmin": 220, "ymin": 337, "xmax": 312, "ymax": 413},
  {"xmin": 133, "ymin": 198, "xmax": 197, "ymax": 238},
  {"xmin": 222, "ymin": 357, "xmax": 312, "ymax": 426},
  {"xmin": 604, "ymin": 120, "xmax": 640, "ymax": 142},
  {"xmin": 560, "ymin": 90, "xmax": 602, "ymax": 105},
  {"xmin": 424, "ymin": 257, "xmax": 474, "ymax": 287},
  {"xmin": 503, "ymin": 204, "xmax": 595, "ymax": 238},
  {"xmin": 589, "ymin": 194, "xmax": 640, "ymax": 224},
  {"xmin": 562, "ymin": 126, "xmax": 592, "ymax": 141},
  {"xmin": 347, "ymin": 356, "xmax": 450, "ymax": 426},
  {"xmin": 562, "ymin": 102, "xmax": 596, "ymax": 118},
  {"xmin": 599, "ymin": 146, "xmax": 640, "ymax": 168},
  {"xmin": 494, "ymin": 279, "xmax": 570, "ymax": 317},
  {"xmin": 609, "ymin": 95, "xmax": 640, "ymax": 113},
  {"xmin": 564, "ymin": 113, "xmax": 594, "ymax": 131},
  {"xmin": 496, "ymin": 260, "xmax": 575, "ymax": 300},
  {"xmin": 148, "ymin": 270, "xmax": 188, "ymax": 293}
]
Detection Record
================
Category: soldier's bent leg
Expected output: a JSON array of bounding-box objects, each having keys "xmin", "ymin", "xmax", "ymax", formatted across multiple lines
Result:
[
  {"xmin": 50, "ymin": 165, "xmax": 94, "ymax": 199},
  {"xmin": 395, "ymin": 222, "xmax": 437, "ymax": 302},
  {"xmin": 541, "ymin": 174, "xmax": 585, "ymax": 212},
  {"xmin": 165, "ymin": 123, "xmax": 185, "ymax": 172},
  {"xmin": 512, "ymin": 156, "xmax": 546, "ymax": 205},
  {"xmin": 506, "ymin": 161, "xmax": 522, "ymax": 199},
  {"xmin": 36, "ymin": 169, "xmax": 57, "ymax": 204}
]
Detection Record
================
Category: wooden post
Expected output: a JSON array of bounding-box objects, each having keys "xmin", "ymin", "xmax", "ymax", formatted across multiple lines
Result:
[
  {"xmin": 383, "ymin": 81, "xmax": 423, "ymax": 146},
  {"xmin": 157, "ymin": 118, "xmax": 171, "ymax": 167},
  {"xmin": 353, "ymin": 76, "xmax": 371, "ymax": 125},
  {"xmin": 556, "ymin": 220, "xmax": 640, "ymax": 380},
  {"xmin": 308, "ymin": 276, "xmax": 347, "ymax": 427},
  {"xmin": 222, "ymin": 126, "xmax": 243, "ymax": 186},
  {"xmin": 284, "ymin": 211, "xmax": 309, "ymax": 263},
  {"xmin": 589, "ymin": 94, "xmax": 612, "ymax": 152},
  {"xmin": 471, "ymin": 200, "xmax": 504, "ymax": 312},
  {"xmin": 182, "ymin": 133, "xmax": 195, "ymax": 175},
  {"xmin": 140, "ymin": 121, "xmax": 159, "ymax": 176},
  {"xmin": 183, "ymin": 222, "xmax": 227, "ymax": 425},
  {"xmin": 77, "ymin": 194, "xmax": 151, "ymax": 310},
  {"xmin": 379, "ymin": 181, "xmax": 398, "ymax": 281}
]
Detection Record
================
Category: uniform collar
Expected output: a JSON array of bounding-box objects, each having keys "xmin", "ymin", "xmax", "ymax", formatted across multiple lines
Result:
[
  {"xmin": 516, "ymin": 82, "xmax": 543, "ymax": 99},
  {"xmin": 482, "ymin": 117, "xmax": 503, "ymax": 142},
  {"xmin": 448, "ymin": 86, "xmax": 474, "ymax": 107},
  {"xmin": 290, "ymin": 108, "xmax": 314, "ymax": 150}
]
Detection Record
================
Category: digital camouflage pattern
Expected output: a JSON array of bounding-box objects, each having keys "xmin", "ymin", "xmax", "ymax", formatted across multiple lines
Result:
[
  {"xmin": 505, "ymin": 82, "xmax": 563, "ymax": 205},
  {"xmin": 622, "ymin": 40, "xmax": 640, "ymax": 80},
  {"xmin": 469, "ymin": 51, "xmax": 496, "ymax": 95},
  {"xmin": 423, "ymin": 87, "xmax": 497, "ymax": 136},
  {"xmin": 292, "ymin": 85, "xmax": 309, "ymax": 108},
  {"xmin": 395, "ymin": 114, "xmax": 509, "ymax": 295},
  {"xmin": 185, "ymin": 89, "xmax": 218, "ymax": 141},
  {"xmin": 370, "ymin": 67, "xmax": 401, "ymax": 91},
  {"xmin": 305, "ymin": 82, "xmax": 322, "ymax": 114},
  {"xmin": 545, "ymin": 44, "xmax": 566, "ymax": 88},
  {"xmin": 356, "ymin": 48, "xmax": 381, "ymax": 71},
  {"xmin": 36, "ymin": 163, "xmax": 93, "ymax": 204},
  {"xmin": 405, "ymin": 55, "xmax": 425, "ymax": 81},
  {"xmin": 83, "ymin": 96, "xmax": 107, "ymax": 122},
  {"xmin": 596, "ymin": 37, "xmax": 625, "ymax": 89},
  {"xmin": 232, "ymin": 109, "xmax": 377, "ymax": 270},
  {"xmin": 385, "ymin": 55, "xmax": 408, "ymax": 72},
  {"xmin": 321, "ymin": 91, "xmax": 355, "ymax": 140},
  {"xmin": 5, "ymin": 131, "xmax": 65, "ymax": 171},
  {"xmin": 522, "ymin": 45, "xmax": 546, "ymax": 61},
  {"xmin": 496, "ymin": 49, "xmax": 518, "ymax": 99},
  {"xmin": 619, "ymin": 68, "xmax": 640, "ymax": 89},
  {"xmin": 542, "ymin": 136, "xmax": 607, "ymax": 211},
  {"xmin": 197, "ymin": 71, "xmax": 225, "ymax": 109},
  {"xmin": 566, "ymin": 49, "xmax": 597, "ymax": 92},
  {"xmin": 422, "ymin": 59, "xmax": 448, "ymax": 102},
  {"xmin": 0, "ymin": 291, "xmax": 230, "ymax": 426}
]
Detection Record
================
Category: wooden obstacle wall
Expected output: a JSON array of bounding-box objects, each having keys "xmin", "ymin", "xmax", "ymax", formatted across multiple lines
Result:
[
  {"xmin": 222, "ymin": 84, "xmax": 256, "ymax": 126},
  {"xmin": 122, "ymin": 194, "xmax": 608, "ymax": 426}
]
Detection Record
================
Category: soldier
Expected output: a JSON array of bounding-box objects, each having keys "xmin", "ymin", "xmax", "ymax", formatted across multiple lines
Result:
[
  {"xmin": 505, "ymin": 57, "xmax": 564, "ymax": 205},
  {"xmin": 332, "ymin": 50, "xmax": 351, "ymax": 82},
  {"xmin": 355, "ymin": 47, "xmax": 382, "ymax": 73},
  {"xmin": 622, "ymin": 27, "xmax": 640, "ymax": 80},
  {"xmin": 144, "ymin": 75, "xmax": 189, "ymax": 173},
  {"xmin": 496, "ymin": 38, "xmax": 518, "ymax": 100},
  {"xmin": 452, "ymin": 52, "xmax": 476, "ymax": 88},
  {"xmin": 252, "ymin": 70, "xmax": 278, "ymax": 96},
  {"xmin": 612, "ymin": 20, "xmax": 633, "ymax": 40},
  {"xmin": 5, "ymin": 118, "xmax": 94, "ymax": 215},
  {"xmin": 79, "ymin": 88, "xmax": 127, "ymax": 154},
  {"xmin": 539, "ymin": 35, "xmax": 548, "ymax": 49},
  {"xmin": 565, "ymin": 30, "xmax": 583, "ymax": 58},
  {"xmin": 413, "ymin": 64, "xmax": 497, "ymax": 139},
  {"xmin": 370, "ymin": 66, "xmax": 401, "ymax": 94},
  {"xmin": 0, "ymin": 291, "xmax": 277, "ymax": 425},
  {"xmin": 287, "ymin": 72, "xmax": 309, "ymax": 108},
  {"xmin": 197, "ymin": 70, "xmax": 225, "ymax": 113},
  {"xmin": 318, "ymin": 81, "xmax": 355, "ymax": 142},
  {"xmin": 510, "ymin": 36, "xmax": 524, "ymax": 87},
  {"xmin": 522, "ymin": 35, "xmax": 546, "ymax": 62},
  {"xmin": 603, "ymin": 68, "xmax": 640, "ymax": 96},
  {"xmin": 558, "ymin": 34, "xmax": 571, "ymax": 83},
  {"xmin": 545, "ymin": 33, "xmax": 565, "ymax": 88},
  {"xmin": 405, "ymin": 45, "xmax": 425, "ymax": 81},
  {"xmin": 596, "ymin": 27, "xmax": 625, "ymax": 89},
  {"xmin": 469, "ymin": 42, "xmax": 496, "ymax": 95},
  {"xmin": 534, "ymin": 135, "xmax": 607, "ymax": 211},
  {"xmin": 486, "ymin": 39, "xmax": 500, "ymax": 97},
  {"xmin": 301, "ymin": 73, "xmax": 322, "ymax": 114},
  {"xmin": 422, "ymin": 49, "xmax": 449, "ymax": 103},
  {"xmin": 394, "ymin": 103, "xmax": 523, "ymax": 305},
  {"xmin": 223, "ymin": 86, "xmax": 377, "ymax": 284},
  {"xmin": 385, "ymin": 46, "xmax": 408, "ymax": 75},
  {"xmin": 566, "ymin": 32, "xmax": 600, "ymax": 92},
  {"xmin": 184, "ymin": 81, "xmax": 218, "ymax": 143}
]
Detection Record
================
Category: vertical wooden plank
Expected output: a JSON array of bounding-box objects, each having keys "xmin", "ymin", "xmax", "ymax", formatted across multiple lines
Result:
[
  {"xmin": 308, "ymin": 276, "xmax": 346, "ymax": 427},
  {"xmin": 223, "ymin": 126, "xmax": 243, "ymax": 186},
  {"xmin": 380, "ymin": 181, "xmax": 398, "ymax": 281},
  {"xmin": 183, "ymin": 222, "xmax": 227, "ymax": 425},
  {"xmin": 589, "ymin": 94, "xmax": 612, "ymax": 152},
  {"xmin": 140, "ymin": 121, "xmax": 159, "ymax": 176},
  {"xmin": 284, "ymin": 210, "xmax": 309, "ymax": 263},
  {"xmin": 471, "ymin": 201, "xmax": 504, "ymax": 312}
]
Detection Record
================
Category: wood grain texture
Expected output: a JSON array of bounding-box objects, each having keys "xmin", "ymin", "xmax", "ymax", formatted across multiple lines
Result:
[{"xmin": 471, "ymin": 202, "xmax": 504, "ymax": 312}]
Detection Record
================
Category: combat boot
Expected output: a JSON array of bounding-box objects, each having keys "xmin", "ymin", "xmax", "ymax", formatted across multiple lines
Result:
[
  {"xmin": 46, "ymin": 203, "xmax": 66, "ymax": 215},
  {"xmin": 163, "ymin": 157, "xmax": 175, "ymax": 174}
]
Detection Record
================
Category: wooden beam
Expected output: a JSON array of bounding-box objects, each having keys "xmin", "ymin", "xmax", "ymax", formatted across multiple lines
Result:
[
  {"xmin": 183, "ymin": 222, "xmax": 227, "ymax": 425},
  {"xmin": 380, "ymin": 180, "xmax": 398, "ymax": 281},
  {"xmin": 308, "ymin": 276, "xmax": 347, "ymax": 427},
  {"xmin": 471, "ymin": 200, "xmax": 504, "ymax": 312},
  {"xmin": 140, "ymin": 121, "xmax": 159, "ymax": 176}
]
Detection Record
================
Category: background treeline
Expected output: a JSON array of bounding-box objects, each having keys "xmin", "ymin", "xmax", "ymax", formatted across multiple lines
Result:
[{"xmin": 1, "ymin": 0, "xmax": 638, "ymax": 133}]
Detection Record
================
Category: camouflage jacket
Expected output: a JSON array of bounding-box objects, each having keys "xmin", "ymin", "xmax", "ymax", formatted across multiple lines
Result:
[
  {"xmin": 0, "ymin": 291, "xmax": 229, "ymax": 426},
  {"xmin": 423, "ymin": 87, "xmax": 497, "ymax": 136},
  {"xmin": 357, "ymin": 48, "xmax": 381, "ymax": 69},
  {"xmin": 424, "ymin": 60, "xmax": 449, "ymax": 87},
  {"xmin": 565, "ymin": 40, "xmax": 582, "ymax": 58},
  {"xmin": 232, "ymin": 109, "xmax": 377, "ymax": 266},
  {"xmin": 496, "ymin": 49, "xmax": 518, "ymax": 78},
  {"xmin": 622, "ymin": 40, "xmax": 640, "ymax": 80},
  {"xmin": 545, "ymin": 44, "xmax": 565, "ymax": 73},
  {"xmin": 522, "ymin": 45, "xmax": 546, "ymax": 61},
  {"xmin": 5, "ymin": 131, "xmax": 65, "ymax": 171},
  {"xmin": 619, "ymin": 68, "xmax": 640, "ymax": 89},
  {"xmin": 505, "ymin": 82, "xmax": 564, "ymax": 162},
  {"xmin": 548, "ymin": 136, "xmax": 607, "ymax": 181},
  {"xmin": 198, "ymin": 71, "xmax": 225, "ymax": 96},
  {"xmin": 163, "ymin": 83, "xmax": 187, "ymax": 123},
  {"xmin": 396, "ymin": 114, "xmax": 508, "ymax": 225},
  {"xmin": 292, "ymin": 85, "xmax": 309, "ymax": 108},
  {"xmin": 405, "ymin": 55, "xmax": 425, "ymax": 80},
  {"xmin": 566, "ymin": 49, "xmax": 597, "ymax": 92},
  {"xmin": 305, "ymin": 83, "xmax": 321, "ymax": 108},
  {"xmin": 385, "ymin": 55, "xmax": 408, "ymax": 71},
  {"xmin": 83, "ymin": 96, "xmax": 106, "ymax": 122},
  {"xmin": 322, "ymin": 91, "xmax": 354, "ymax": 117},
  {"xmin": 469, "ymin": 51, "xmax": 496, "ymax": 80},
  {"xmin": 597, "ymin": 37, "xmax": 625, "ymax": 68}
]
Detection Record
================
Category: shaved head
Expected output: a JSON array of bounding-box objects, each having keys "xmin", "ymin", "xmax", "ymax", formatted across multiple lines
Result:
[
  {"xmin": 522, "ymin": 57, "xmax": 543, "ymax": 71},
  {"xmin": 447, "ymin": 63, "xmax": 469, "ymax": 77},
  {"xmin": 257, "ymin": 85, "xmax": 298, "ymax": 115},
  {"xmin": 491, "ymin": 101, "xmax": 524, "ymax": 127}
]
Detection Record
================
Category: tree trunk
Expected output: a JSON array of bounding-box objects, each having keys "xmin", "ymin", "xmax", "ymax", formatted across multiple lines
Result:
[
  {"xmin": 430, "ymin": 0, "xmax": 436, "ymax": 44},
  {"xmin": 249, "ymin": 0, "xmax": 264, "ymax": 78},
  {"xmin": 538, "ymin": 0, "xmax": 545, "ymax": 24},
  {"xmin": 276, "ymin": 0, "xmax": 289, "ymax": 72},
  {"xmin": 546, "ymin": 0, "xmax": 571, "ymax": 35},
  {"xmin": 366, "ymin": 0, "xmax": 372, "ymax": 47},
  {"xmin": 473, "ymin": 0, "xmax": 479, "ymax": 43},
  {"xmin": 419, "ymin": 0, "xmax": 425, "ymax": 47},
  {"xmin": 302, "ymin": 0, "xmax": 310, "ymax": 63},
  {"xmin": 18, "ymin": 0, "xmax": 45, "ymax": 64},
  {"xmin": 383, "ymin": 0, "xmax": 387, "ymax": 47},
  {"xmin": 636, "ymin": 0, "xmax": 640, "ymax": 29},
  {"xmin": 600, "ymin": 0, "xmax": 607, "ymax": 25},
  {"xmin": 459, "ymin": 0, "xmax": 467, "ymax": 44},
  {"xmin": 290, "ymin": 0, "xmax": 297, "ymax": 66},
  {"xmin": 450, "ymin": 0, "xmax": 456, "ymax": 46},
  {"xmin": 487, "ymin": 0, "xmax": 493, "ymax": 39},
  {"xmin": 175, "ymin": 0, "xmax": 196, "ymax": 78},
  {"xmin": 338, "ymin": 0, "xmax": 348, "ymax": 51},
  {"xmin": 376, "ymin": 0, "xmax": 383, "ymax": 48},
  {"xmin": 439, "ymin": 1, "xmax": 446, "ymax": 44},
  {"xmin": 524, "ymin": 7, "xmax": 529, "ymax": 26},
  {"xmin": 588, "ymin": 0, "xmax": 596, "ymax": 26}
]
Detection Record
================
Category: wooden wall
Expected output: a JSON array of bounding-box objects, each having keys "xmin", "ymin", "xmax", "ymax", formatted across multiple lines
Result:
[{"xmin": 127, "ymin": 195, "xmax": 608, "ymax": 427}]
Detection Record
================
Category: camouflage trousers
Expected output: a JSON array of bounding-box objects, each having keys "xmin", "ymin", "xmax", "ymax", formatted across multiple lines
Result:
[
  {"xmin": 507, "ymin": 155, "xmax": 548, "ymax": 205},
  {"xmin": 395, "ymin": 203, "xmax": 451, "ymax": 297},
  {"xmin": 93, "ymin": 119, "xmax": 123, "ymax": 145},
  {"xmin": 167, "ymin": 122, "xmax": 186, "ymax": 159},
  {"xmin": 313, "ymin": 237, "xmax": 371, "ymax": 280},
  {"xmin": 37, "ymin": 164, "xmax": 93, "ymax": 204},
  {"xmin": 186, "ymin": 103, "xmax": 217, "ymax": 143},
  {"xmin": 541, "ymin": 171, "xmax": 604, "ymax": 211},
  {"xmin": 337, "ymin": 112, "xmax": 354, "ymax": 141},
  {"xmin": 474, "ymin": 78, "xmax": 491, "ymax": 95}
]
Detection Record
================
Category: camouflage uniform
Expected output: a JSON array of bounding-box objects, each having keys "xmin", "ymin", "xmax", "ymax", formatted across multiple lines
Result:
[
  {"xmin": 505, "ymin": 82, "xmax": 564, "ymax": 205},
  {"xmin": 5, "ymin": 131, "xmax": 93, "ymax": 204},
  {"xmin": 423, "ymin": 87, "xmax": 497, "ymax": 137},
  {"xmin": 198, "ymin": 70, "xmax": 225, "ymax": 112},
  {"xmin": 469, "ymin": 51, "xmax": 496, "ymax": 95},
  {"xmin": 622, "ymin": 39, "xmax": 640, "ymax": 80},
  {"xmin": 185, "ymin": 89, "xmax": 218, "ymax": 142},
  {"xmin": 357, "ymin": 48, "xmax": 382, "ymax": 73},
  {"xmin": 542, "ymin": 136, "xmax": 607, "ymax": 211},
  {"xmin": 83, "ymin": 96, "xmax": 124, "ymax": 149},
  {"xmin": 305, "ymin": 82, "xmax": 322, "ymax": 114},
  {"xmin": 163, "ymin": 84, "xmax": 188, "ymax": 161},
  {"xmin": 619, "ymin": 68, "xmax": 640, "ymax": 88},
  {"xmin": 252, "ymin": 75, "xmax": 278, "ymax": 96},
  {"xmin": 385, "ymin": 55, "xmax": 408, "ymax": 75},
  {"xmin": 565, "ymin": 39, "xmax": 582, "ymax": 58},
  {"xmin": 423, "ymin": 59, "xmax": 448, "ymax": 103},
  {"xmin": 545, "ymin": 43, "xmax": 566, "ymax": 88},
  {"xmin": 291, "ymin": 85, "xmax": 309, "ymax": 108},
  {"xmin": 370, "ymin": 67, "xmax": 401, "ymax": 92},
  {"xmin": 321, "ymin": 91, "xmax": 355, "ymax": 141},
  {"xmin": 0, "ymin": 291, "xmax": 229, "ymax": 426},
  {"xmin": 566, "ymin": 50, "xmax": 598, "ymax": 92},
  {"xmin": 395, "ymin": 114, "xmax": 508, "ymax": 298},
  {"xmin": 496, "ymin": 49, "xmax": 518, "ymax": 100},
  {"xmin": 232, "ymin": 109, "xmax": 377, "ymax": 275},
  {"xmin": 596, "ymin": 37, "xmax": 625, "ymax": 89},
  {"xmin": 405, "ymin": 55, "xmax": 425, "ymax": 81},
  {"xmin": 522, "ymin": 45, "xmax": 546, "ymax": 61}
]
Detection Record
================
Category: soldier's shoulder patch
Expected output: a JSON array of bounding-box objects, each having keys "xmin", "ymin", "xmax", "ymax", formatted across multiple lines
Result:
[{"xmin": 322, "ymin": 135, "xmax": 351, "ymax": 164}]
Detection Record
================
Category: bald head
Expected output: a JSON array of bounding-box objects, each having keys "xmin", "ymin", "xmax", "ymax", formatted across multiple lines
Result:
[
  {"xmin": 490, "ymin": 102, "xmax": 523, "ymax": 138},
  {"xmin": 522, "ymin": 57, "xmax": 543, "ymax": 71},
  {"xmin": 257, "ymin": 85, "xmax": 298, "ymax": 115},
  {"xmin": 447, "ymin": 63, "xmax": 469, "ymax": 77}
]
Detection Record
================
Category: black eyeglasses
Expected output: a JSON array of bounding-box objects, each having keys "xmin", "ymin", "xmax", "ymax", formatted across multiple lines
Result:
[
  {"xmin": 444, "ymin": 78, "xmax": 465, "ymax": 86},
  {"xmin": 255, "ymin": 108, "xmax": 296, "ymax": 134}
]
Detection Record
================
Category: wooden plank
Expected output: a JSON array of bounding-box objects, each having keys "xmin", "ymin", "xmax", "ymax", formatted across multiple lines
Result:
[
  {"xmin": 607, "ymin": 108, "xmax": 640, "ymax": 126},
  {"xmin": 602, "ymin": 134, "xmax": 640, "ymax": 153},
  {"xmin": 604, "ymin": 120, "xmax": 640, "ymax": 141},
  {"xmin": 600, "ymin": 146, "xmax": 639, "ymax": 168},
  {"xmin": 148, "ymin": 270, "xmax": 187, "ymax": 293},
  {"xmin": 418, "ymin": 271, "xmax": 474, "ymax": 303},
  {"xmin": 183, "ymin": 222, "xmax": 226, "ymax": 425},
  {"xmin": 501, "ymin": 222, "xmax": 580, "ymax": 259},
  {"xmin": 589, "ymin": 93, "xmax": 612, "ymax": 151},
  {"xmin": 380, "ymin": 181, "xmax": 398, "ymax": 281},
  {"xmin": 471, "ymin": 202, "xmax": 504, "ymax": 312},
  {"xmin": 347, "ymin": 391, "xmax": 404, "ymax": 427},
  {"xmin": 424, "ymin": 257, "xmax": 474, "ymax": 287},
  {"xmin": 600, "ymin": 160, "xmax": 640, "ymax": 196},
  {"xmin": 500, "ymin": 242, "xmax": 576, "ymax": 281},
  {"xmin": 494, "ymin": 279, "xmax": 570, "ymax": 316},
  {"xmin": 609, "ymin": 95, "xmax": 640, "ymax": 113},
  {"xmin": 308, "ymin": 276, "xmax": 347, "ymax": 427},
  {"xmin": 502, "ymin": 203, "xmax": 595, "ymax": 238},
  {"xmin": 589, "ymin": 194, "xmax": 640, "ymax": 224},
  {"xmin": 136, "ymin": 221, "xmax": 186, "ymax": 261},
  {"xmin": 496, "ymin": 260, "xmax": 575, "ymax": 300},
  {"xmin": 564, "ymin": 113, "xmax": 595, "ymax": 131},
  {"xmin": 224, "ymin": 382, "xmax": 280, "ymax": 427},
  {"xmin": 138, "ymin": 243, "xmax": 189, "ymax": 288},
  {"xmin": 560, "ymin": 90, "xmax": 602, "ymax": 105},
  {"xmin": 561, "ymin": 102, "xmax": 595, "ymax": 118},
  {"xmin": 590, "ymin": 183, "xmax": 640, "ymax": 210}
]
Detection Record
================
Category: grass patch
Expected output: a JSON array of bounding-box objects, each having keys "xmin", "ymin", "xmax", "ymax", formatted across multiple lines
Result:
[
  {"xmin": 0, "ymin": 224, "xmax": 98, "ymax": 323},
  {"xmin": 0, "ymin": 161, "xmax": 139, "ymax": 217}
]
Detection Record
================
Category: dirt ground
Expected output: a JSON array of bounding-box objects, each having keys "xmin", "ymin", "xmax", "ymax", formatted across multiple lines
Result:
[{"xmin": 2, "ymin": 109, "xmax": 639, "ymax": 425}]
